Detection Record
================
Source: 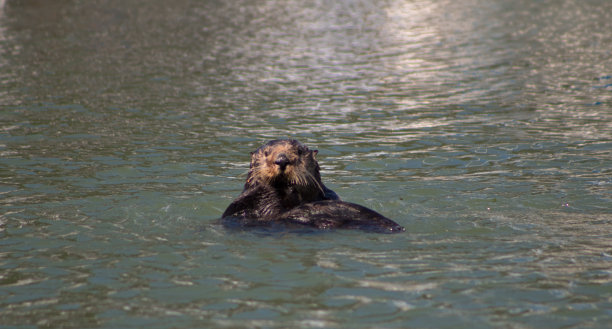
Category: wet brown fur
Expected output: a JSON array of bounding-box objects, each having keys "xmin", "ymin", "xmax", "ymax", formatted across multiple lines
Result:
[
  {"xmin": 222, "ymin": 139, "xmax": 338, "ymax": 220},
  {"xmin": 245, "ymin": 140, "xmax": 326, "ymax": 202},
  {"xmin": 221, "ymin": 139, "xmax": 404, "ymax": 233}
]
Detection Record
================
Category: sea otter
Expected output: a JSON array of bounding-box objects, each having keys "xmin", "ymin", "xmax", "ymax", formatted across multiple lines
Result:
[
  {"xmin": 221, "ymin": 139, "xmax": 404, "ymax": 233},
  {"xmin": 222, "ymin": 139, "xmax": 339, "ymax": 219}
]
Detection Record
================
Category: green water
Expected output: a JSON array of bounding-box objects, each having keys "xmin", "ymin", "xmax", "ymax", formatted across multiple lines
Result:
[{"xmin": 1, "ymin": 0, "xmax": 611, "ymax": 328}]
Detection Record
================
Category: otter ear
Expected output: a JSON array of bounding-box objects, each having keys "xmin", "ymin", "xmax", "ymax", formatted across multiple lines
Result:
[
  {"xmin": 249, "ymin": 152, "xmax": 256, "ymax": 168},
  {"xmin": 312, "ymin": 150, "xmax": 318, "ymax": 158}
]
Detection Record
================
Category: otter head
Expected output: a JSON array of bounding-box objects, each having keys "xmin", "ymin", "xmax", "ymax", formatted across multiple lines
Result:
[{"xmin": 245, "ymin": 139, "xmax": 324, "ymax": 197}]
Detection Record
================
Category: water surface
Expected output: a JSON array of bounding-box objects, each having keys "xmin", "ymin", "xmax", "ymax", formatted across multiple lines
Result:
[{"xmin": 1, "ymin": 0, "xmax": 611, "ymax": 328}]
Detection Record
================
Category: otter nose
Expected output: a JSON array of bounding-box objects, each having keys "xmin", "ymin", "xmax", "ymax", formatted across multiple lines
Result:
[{"xmin": 274, "ymin": 154, "xmax": 290, "ymax": 170}]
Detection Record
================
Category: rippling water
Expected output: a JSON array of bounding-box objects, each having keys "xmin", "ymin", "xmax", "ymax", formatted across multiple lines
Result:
[{"xmin": 1, "ymin": 0, "xmax": 611, "ymax": 328}]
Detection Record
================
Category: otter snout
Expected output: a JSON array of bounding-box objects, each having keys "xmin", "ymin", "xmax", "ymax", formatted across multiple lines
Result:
[{"xmin": 274, "ymin": 153, "xmax": 291, "ymax": 171}]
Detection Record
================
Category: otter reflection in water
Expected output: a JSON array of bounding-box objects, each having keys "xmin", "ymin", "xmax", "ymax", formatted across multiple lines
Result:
[{"xmin": 222, "ymin": 139, "xmax": 404, "ymax": 233}]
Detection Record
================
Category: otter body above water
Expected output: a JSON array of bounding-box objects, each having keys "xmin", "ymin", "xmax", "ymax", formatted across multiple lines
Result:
[{"xmin": 221, "ymin": 139, "xmax": 404, "ymax": 233}]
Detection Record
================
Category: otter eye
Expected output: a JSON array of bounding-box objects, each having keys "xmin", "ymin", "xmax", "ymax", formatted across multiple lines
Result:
[{"xmin": 297, "ymin": 149, "xmax": 304, "ymax": 156}]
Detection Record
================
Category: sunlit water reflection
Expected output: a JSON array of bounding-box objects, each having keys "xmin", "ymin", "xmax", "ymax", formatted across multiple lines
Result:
[{"xmin": 1, "ymin": 0, "xmax": 611, "ymax": 328}]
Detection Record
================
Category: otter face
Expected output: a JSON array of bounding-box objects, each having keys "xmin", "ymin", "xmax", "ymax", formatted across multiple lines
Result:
[{"xmin": 245, "ymin": 139, "xmax": 323, "ymax": 194}]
